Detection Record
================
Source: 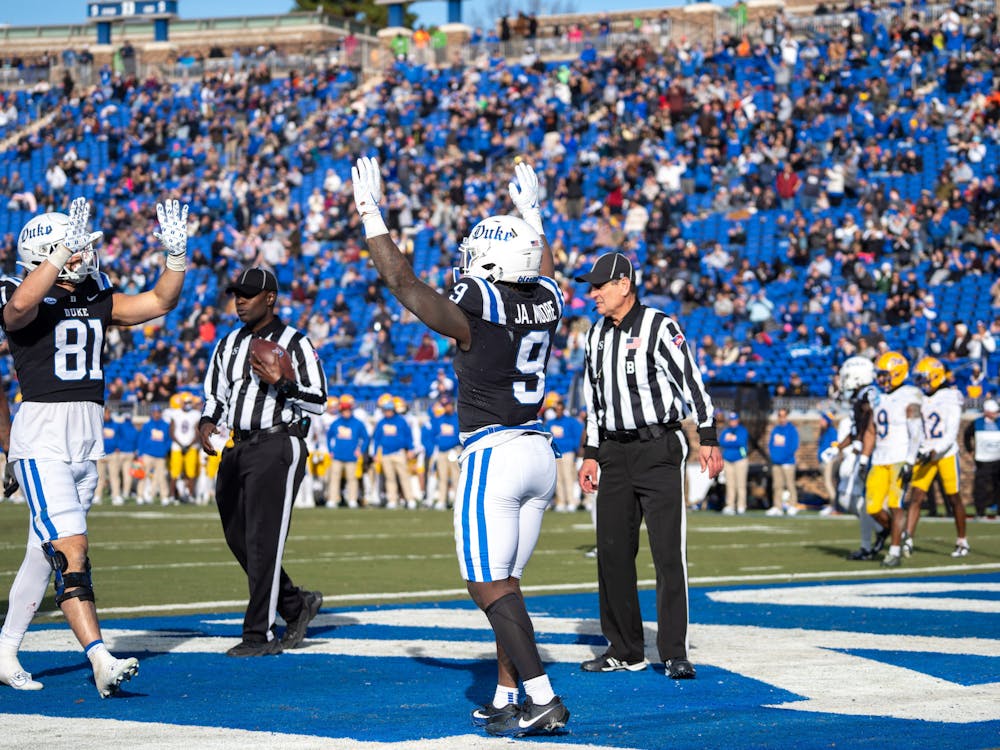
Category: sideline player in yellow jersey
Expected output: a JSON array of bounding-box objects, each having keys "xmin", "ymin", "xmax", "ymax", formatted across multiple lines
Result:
[
  {"xmin": 863, "ymin": 351, "xmax": 923, "ymax": 568},
  {"xmin": 904, "ymin": 357, "xmax": 970, "ymax": 558}
]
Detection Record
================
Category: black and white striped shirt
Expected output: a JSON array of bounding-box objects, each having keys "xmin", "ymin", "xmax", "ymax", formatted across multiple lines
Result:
[
  {"xmin": 582, "ymin": 301, "xmax": 717, "ymax": 459},
  {"xmin": 202, "ymin": 318, "xmax": 327, "ymax": 431}
]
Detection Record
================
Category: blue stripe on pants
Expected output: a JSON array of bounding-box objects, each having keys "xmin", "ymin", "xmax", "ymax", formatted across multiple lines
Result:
[
  {"xmin": 476, "ymin": 448, "xmax": 492, "ymax": 582},
  {"xmin": 462, "ymin": 451, "xmax": 477, "ymax": 580},
  {"xmin": 29, "ymin": 459, "xmax": 59, "ymax": 540}
]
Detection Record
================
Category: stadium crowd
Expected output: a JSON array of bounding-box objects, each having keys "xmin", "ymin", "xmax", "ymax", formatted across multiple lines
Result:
[{"xmin": 1, "ymin": 2, "xmax": 1000, "ymax": 511}]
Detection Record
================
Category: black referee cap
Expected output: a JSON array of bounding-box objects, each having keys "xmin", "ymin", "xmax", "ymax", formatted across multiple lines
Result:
[
  {"xmin": 574, "ymin": 252, "xmax": 635, "ymax": 285},
  {"xmin": 226, "ymin": 267, "xmax": 278, "ymax": 296}
]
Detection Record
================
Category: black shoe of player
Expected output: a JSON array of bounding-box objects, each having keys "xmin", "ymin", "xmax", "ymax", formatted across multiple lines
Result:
[
  {"xmin": 282, "ymin": 590, "xmax": 323, "ymax": 649},
  {"xmin": 847, "ymin": 547, "xmax": 875, "ymax": 561},
  {"xmin": 225, "ymin": 639, "xmax": 283, "ymax": 657},
  {"xmin": 665, "ymin": 658, "xmax": 697, "ymax": 679},
  {"xmin": 872, "ymin": 527, "xmax": 891, "ymax": 554},
  {"xmin": 485, "ymin": 696, "xmax": 569, "ymax": 737},
  {"xmin": 471, "ymin": 702, "xmax": 518, "ymax": 727}
]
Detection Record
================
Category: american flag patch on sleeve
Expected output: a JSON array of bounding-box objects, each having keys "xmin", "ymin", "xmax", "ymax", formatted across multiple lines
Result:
[{"xmin": 626, "ymin": 337, "xmax": 642, "ymax": 350}]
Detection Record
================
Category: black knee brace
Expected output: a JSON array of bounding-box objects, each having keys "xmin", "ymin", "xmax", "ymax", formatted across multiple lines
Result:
[{"xmin": 42, "ymin": 542, "xmax": 95, "ymax": 606}]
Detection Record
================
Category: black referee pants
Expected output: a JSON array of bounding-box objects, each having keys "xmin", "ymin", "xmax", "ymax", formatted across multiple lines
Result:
[
  {"xmin": 216, "ymin": 433, "xmax": 308, "ymax": 643},
  {"xmin": 595, "ymin": 429, "xmax": 690, "ymax": 664}
]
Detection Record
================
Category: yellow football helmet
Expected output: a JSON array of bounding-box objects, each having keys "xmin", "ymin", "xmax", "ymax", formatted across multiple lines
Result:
[
  {"xmin": 377, "ymin": 393, "xmax": 394, "ymax": 410},
  {"xmin": 543, "ymin": 391, "xmax": 563, "ymax": 409},
  {"xmin": 393, "ymin": 396, "xmax": 408, "ymax": 414},
  {"xmin": 875, "ymin": 351, "xmax": 909, "ymax": 391},
  {"xmin": 339, "ymin": 394, "xmax": 356, "ymax": 409},
  {"xmin": 913, "ymin": 356, "xmax": 946, "ymax": 394}
]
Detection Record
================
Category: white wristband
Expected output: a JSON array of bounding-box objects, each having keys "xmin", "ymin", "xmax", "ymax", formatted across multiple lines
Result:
[
  {"xmin": 362, "ymin": 212, "xmax": 389, "ymax": 238},
  {"xmin": 165, "ymin": 251, "xmax": 187, "ymax": 272},
  {"xmin": 46, "ymin": 244, "xmax": 73, "ymax": 271},
  {"xmin": 520, "ymin": 208, "xmax": 544, "ymax": 236}
]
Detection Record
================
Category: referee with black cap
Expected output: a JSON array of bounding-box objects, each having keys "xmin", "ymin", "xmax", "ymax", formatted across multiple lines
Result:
[
  {"xmin": 575, "ymin": 252, "xmax": 722, "ymax": 679},
  {"xmin": 198, "ymin": 266, "xmax": 327, "ymax": 657}
]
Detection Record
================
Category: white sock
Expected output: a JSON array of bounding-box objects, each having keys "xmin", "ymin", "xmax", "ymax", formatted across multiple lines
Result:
[
  {"xmin": 523, "ymin": 674, "xmax": 555, "ymax": 706},
  {"xmin": 957, "ymin": 537, "xmax": 968, "ymax": 546},
  {"xmin": 0, "ymin": 545, "xmax": 52, "ymax": 653},
  {"xmin": 493, "ymin": 684, "xmax": 518, "ymax": 708},
  {"xmin": 85, "ymin": 640, "xmax": 111, "ymax": 667},
  {"xmin": 888, "ymin": 545, "xmax": 901, "ymax": 557}
]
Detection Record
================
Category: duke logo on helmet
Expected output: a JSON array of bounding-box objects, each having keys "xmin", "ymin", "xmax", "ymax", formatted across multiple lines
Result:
[{"xmin": 457, "ymin": 215, "xmax": 542, "ymax": 285}]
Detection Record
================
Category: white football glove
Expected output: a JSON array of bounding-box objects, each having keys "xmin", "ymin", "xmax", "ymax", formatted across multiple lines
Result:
[
  {"xmin": 508, "ymin": 161, "xmax": 544, "ymax": 235},
  {"xmin": 352, "ymin": 156, "xmax": 388, "ymax": 237},
  {"xmin": 154, "ymin": 199, "xmax": 190, "ymax": 271},
  {"xmin": 49, "ymin": 197, "xmax": 101, "ymax": 271}
]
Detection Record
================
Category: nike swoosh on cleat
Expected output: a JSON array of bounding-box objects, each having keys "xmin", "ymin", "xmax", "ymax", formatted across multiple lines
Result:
[
  {"xmin": 9, "ymin": 671, "xmax": 32, "ymax": 688},
  {"xmin": 519, "ymin": 706, "xmax": 557, "ymax": 729}
]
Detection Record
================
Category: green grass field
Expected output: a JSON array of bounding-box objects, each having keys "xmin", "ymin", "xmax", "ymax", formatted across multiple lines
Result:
[{"xmin": 3, "ymin": 503, "xmax": 998, "ymax": 620}]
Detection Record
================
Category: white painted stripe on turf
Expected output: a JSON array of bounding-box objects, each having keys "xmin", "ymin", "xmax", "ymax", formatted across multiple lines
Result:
[{"xmin": 0, "ymin": 714, "xmax": 634, "ymax": 750}]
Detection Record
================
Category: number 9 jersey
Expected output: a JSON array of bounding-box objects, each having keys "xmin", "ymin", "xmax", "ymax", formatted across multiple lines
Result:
[{"xmin": 448, "ymin": 274, "xmax": 563, "ymax": 434}]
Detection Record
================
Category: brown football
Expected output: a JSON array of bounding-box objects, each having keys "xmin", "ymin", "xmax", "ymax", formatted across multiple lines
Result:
[{"xmin": 249, "ymin": 338, "xmax": 296, "ymax": 381}]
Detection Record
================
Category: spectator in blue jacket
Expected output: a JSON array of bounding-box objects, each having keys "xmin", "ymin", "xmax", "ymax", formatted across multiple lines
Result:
[
  {"xmin": 325, "ymin": 395, "xmax": 369, "ymax": 508},
  {"xmin": 371, "ymin": 395, "xmax": 416, "ymax": 509},
  {"xmin": 719, "ymin": 411, "xmax": 750, "ymax": 515},
  {"xmin": 117, "ymin": 413, "xmax": 140, "ymax": 502},
  {"xmin": 137, "ymin": 405, "xmax": 173, "ymax": 506},
  {"xmin": 429, "ymin": 396, "xmax": 461, "ymax": 510},
  {"xmin": 542, "ymin": 393, "xmax": 583, "ymax": 512},
  {"xmin": 766, "ymin": 407, "xmax": 800, "ymax": 516},
  {"xmin": 95, "ymin": 407, "xmax": 126, "ymax": 506}
]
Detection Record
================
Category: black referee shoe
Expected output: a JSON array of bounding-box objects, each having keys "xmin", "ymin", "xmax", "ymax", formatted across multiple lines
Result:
[
  {"xmin": 665, "ymin": 658, "xmax": 696, "ymax": 679},
  {"xmin": 225, "ymin": 639, "xmax": 282, "ymax": 657},
  {"xmin": 281, "ymin": 590, "xmax": 323, "ymax": 649},
  {"xmin": 580, "ymin": 653, "xmax": 648, "ymax": 672}
]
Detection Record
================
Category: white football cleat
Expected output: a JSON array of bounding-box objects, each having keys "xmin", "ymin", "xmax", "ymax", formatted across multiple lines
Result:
[
  {"xmin": 94, "ymin": 656, "xmax": 139, "ymax": 698},
  {"xmin": 951, "ymin": 542, "xmax": 970, "ymax": 558},
  {"xmin": 0, "ymin": 657, "xmax": 43, "ymax": 691}
]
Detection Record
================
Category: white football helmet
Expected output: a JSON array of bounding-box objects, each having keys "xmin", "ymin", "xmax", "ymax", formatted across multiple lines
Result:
[
  {"xmin": 458, "ymin": 214, "xmax": 542, "ymax": 284},
  {"xmin": 839, "ymin": 356, "xmax": 875, "ymax": 395},
  {"xmin": 17, "ymin": 211, "xmax": 100, "ymax": 284}
]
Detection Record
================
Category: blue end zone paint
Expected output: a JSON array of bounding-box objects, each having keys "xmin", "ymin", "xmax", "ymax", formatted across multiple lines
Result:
[{"xmin": 3, "ymin": 573, "xmax": 998, "ymax": 749}]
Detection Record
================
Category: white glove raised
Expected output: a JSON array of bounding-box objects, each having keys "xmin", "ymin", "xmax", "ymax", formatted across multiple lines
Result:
[
  {"xmin": 352, "ymin": 156, "xmax": 388, "ymax": 237},
  {"xmin": 154, "ymin": 199, "xmax": 190, "ymax": 271},
  {"xmin": 49, "ymin": 197, "xmax": 101, "ymax": 270},
  {"xmin": 508, "ymin": 160, "xmax": 544, "ymax": 235}
]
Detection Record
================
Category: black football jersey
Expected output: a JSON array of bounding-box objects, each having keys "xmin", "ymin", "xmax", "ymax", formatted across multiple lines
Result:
[
  {"xmin": 0, "ymin": 274, "xmax": 115, "ymax": 403},
  {"xmin": 448, "ymin": 274, "xmax": 563, "ymax": 433}
]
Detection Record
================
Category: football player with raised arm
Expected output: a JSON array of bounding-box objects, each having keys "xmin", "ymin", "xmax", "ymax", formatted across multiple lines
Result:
[
  {"xmin": 904, "ymin": 356, "xmax": 969, "ymax": 558},
  {"xmin": 0, "ymin": 197, "xmax": 188, "ymax": 696},
  {"xmin": 353, "ymin": 156, "xmax": 569, "ymax": 738}
]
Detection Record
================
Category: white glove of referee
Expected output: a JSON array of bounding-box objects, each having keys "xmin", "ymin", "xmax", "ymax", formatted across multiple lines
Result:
[
  {"xmin": 154, "ymin": 199, "xmax": 190, "ymax": 272},
  {"xmin": 508, "ymin": 160, "xmax": 544, "ymax": 235},
  {"xmin": 352, "ymin": 156, "xmax": 389, "ymax": 238}
]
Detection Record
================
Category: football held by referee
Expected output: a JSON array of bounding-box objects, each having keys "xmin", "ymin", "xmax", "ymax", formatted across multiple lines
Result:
[
  {"xmin": 198, "ymin": 267, "xmax": 327, "ymax": 657},
  {"xmin": 576, "ymin": 252, "xmax": 722, "ymax": 679}
]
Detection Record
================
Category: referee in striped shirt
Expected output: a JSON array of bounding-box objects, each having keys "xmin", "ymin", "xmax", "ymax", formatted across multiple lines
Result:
[
  {"xmin": 576, "ymin": 252, "xmax": 722, "ymax": 679},
  {"xmin": 198, "ymin": 267, "xmax": 327, "ymax": 657}
]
